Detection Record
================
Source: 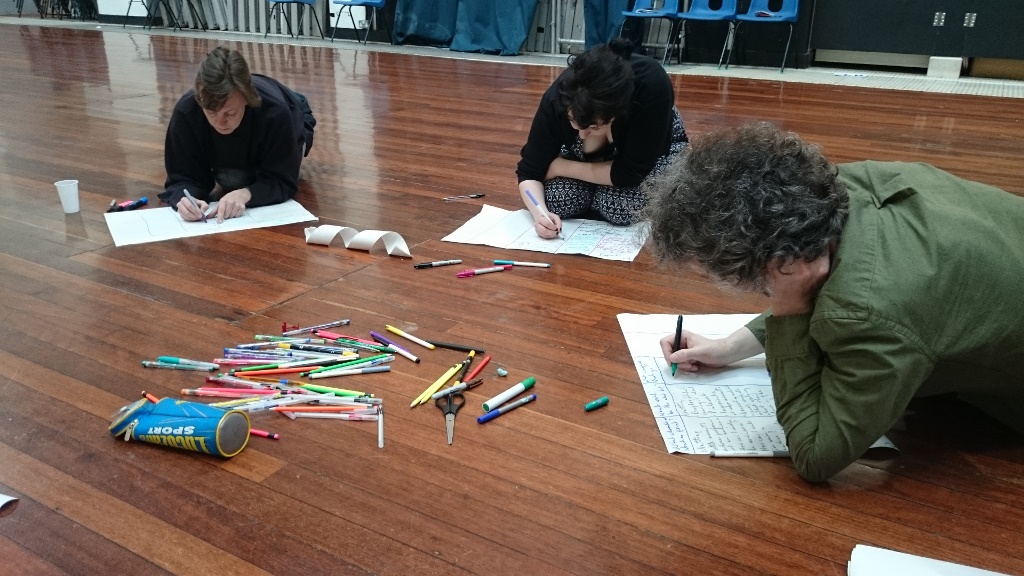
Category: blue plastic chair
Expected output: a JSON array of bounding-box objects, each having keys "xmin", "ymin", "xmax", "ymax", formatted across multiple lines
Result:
[
  {"xmin": 675, "ymin": 0, "xmax": 738, "ymax": 67},
  {"xmin": 331, "ymin": 0, "xmax": 390, "ymax": 44},
  {"xmin": 265, "ymin": 0, "xmax": 324, "ymax": 40},
  {"xmin": 619, "ymin": 0, "xmax": 682, "ymax": 64},
  {"xmin": 726, "ymin": 0, "xmax": 799, "ymax": 72}
]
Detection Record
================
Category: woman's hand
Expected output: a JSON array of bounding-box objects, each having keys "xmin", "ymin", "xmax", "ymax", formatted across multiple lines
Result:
[{"xmin": 534, "ymin": 212, "xmax": 562, "ymax": 239}]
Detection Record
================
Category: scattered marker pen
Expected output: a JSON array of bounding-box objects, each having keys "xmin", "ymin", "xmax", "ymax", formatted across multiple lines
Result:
[
  {"xmin": 456, "ymin": 265, "xmax": 512, "ymax": 278},
  {"xmin": 249, "ymin": 428, "xmax": 280, "ymax": 440},
  {"xmin": 282, "ymin": 318, "xmax": 350, "ymax": 336},
  {"xmin": 493, "ymin": 260, "xmax": 551, "ymax": 268},
  {"xmin": 710, "ymin": 450, "xmax": 790, "ymax": 458},
  {"xmin": 482, "ymin": 376, "xmax": 536, "ymax": 412},
  {"xmin": 584, "ymin": 396, "xmax": 609, "ymax": 412},
  {"xmin": 414, "ymin": 259, "xmax": 462, "ymax": 269},
  {"xmin": 478, "ymin": 394, "xmax": 537, "ymax": 424},
  {"xmin": 442, "ymin": 194, "xmax": 485, "ymax": 201}
]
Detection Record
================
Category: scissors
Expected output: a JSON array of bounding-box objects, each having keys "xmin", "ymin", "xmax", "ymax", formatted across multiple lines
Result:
[{"xmin": 435, "ymin": 392, "xmax": 465, "ymax": 445}]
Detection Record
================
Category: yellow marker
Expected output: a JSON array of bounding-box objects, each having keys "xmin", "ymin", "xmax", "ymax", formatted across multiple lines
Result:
[
  {"xmin": 411, "ymin": 362, "xmax": 462, "ymax": 408},
  {"xmin": 385, "ymin": 324, "xmax": 436, "ymax": 350},
  {"xmin": 211, "ymin": 394, "xmax": 280, "ymax": 408}
]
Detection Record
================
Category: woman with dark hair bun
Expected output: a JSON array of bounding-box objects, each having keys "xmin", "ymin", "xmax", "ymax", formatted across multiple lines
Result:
[{"xmin": 516, "ymin": 38, "xmax": 687, "ymax": 237}]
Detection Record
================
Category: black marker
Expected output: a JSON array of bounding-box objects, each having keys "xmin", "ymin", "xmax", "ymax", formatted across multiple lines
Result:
[
  {"xmin": 442, "ymin": 194, "xmax": 485, "ymax": 201},
  {"xmin": 413, "ymin": 259, "xmax": 462, "ymax": 269}
]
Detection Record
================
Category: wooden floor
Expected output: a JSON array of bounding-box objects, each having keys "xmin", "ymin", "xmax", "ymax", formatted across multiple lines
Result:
[{"xmin": 1, "ymin": 24, "xmax": 1024, "ymax": 576}]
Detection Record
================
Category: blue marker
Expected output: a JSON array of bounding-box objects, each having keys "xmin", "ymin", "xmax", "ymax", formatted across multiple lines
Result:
[{"xmin": 477, "ymin": 393, "xmax": 537, "ymax": 424}]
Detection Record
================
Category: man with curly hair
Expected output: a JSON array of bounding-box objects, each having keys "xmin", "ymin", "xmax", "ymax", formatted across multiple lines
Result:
[{"xmin": 644, "ymin": 122, "xmax": 1024, "ymax": 482}]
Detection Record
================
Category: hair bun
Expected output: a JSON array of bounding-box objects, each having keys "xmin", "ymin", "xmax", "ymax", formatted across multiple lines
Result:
[{"xmin": 607, "ymin": 38, "xmax": 635, "ymax": 59}]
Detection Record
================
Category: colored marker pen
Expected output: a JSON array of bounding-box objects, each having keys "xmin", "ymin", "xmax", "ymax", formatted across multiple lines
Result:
[
  {"xmin": 477, "ymin": 394, "xmax": 537, "ymax": 424},
  {"xmin": 482, "ymin": 377, "xmax": 536, "ymax": 412},
  {"xmin": 493, "ymin": 260, "xmax": 551, "ymax": 268},
  {"xmin": 414, "ymin": 259, "xmax": 462, "ymax": 269},
  {"xmin": 456, "ymin": 265, "xmax": 512, "ymax": 278},
  {"xmin": 584, "ymin": 396, "xmax": 609, "ymax": 412}
]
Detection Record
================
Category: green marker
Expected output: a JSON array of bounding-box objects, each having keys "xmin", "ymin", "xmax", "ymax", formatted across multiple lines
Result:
[{"xmin": 584, "ymin": 396, "xmax": 609, "ymax": 412}]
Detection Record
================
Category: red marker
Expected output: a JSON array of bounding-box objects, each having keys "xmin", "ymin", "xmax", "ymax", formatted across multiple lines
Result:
[{"xmin": 456, "ymin": 265, "xmax": 512, "ymax": 278}]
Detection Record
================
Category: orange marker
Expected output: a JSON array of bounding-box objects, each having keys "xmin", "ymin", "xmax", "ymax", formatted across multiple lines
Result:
[
  {"xmin": 142, "ymin": 391, "xmax": 160, "ymax": 403},
  {"xmin": 463, "ymin": 354, "xmax": 491, "ymax": 382}
]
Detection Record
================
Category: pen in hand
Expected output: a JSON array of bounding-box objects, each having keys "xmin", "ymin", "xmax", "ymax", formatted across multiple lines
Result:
[
  {"xmin": 671, "ymin": 314, "xmax": 683, "ymax": 376},
  {"xmin": 182, "ymin": 188, "xmax": 207, "ymax": 223},
  {"xmin": 523, "ymin": 189, "xmax": 564, "ymax": 239}
]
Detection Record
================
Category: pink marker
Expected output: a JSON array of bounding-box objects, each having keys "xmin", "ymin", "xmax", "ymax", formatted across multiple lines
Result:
[{"xmin": 456, "ymin": 265, "xmax": 512, "ymax": 278}]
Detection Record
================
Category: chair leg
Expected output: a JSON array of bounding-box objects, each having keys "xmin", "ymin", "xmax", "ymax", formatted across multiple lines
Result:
[
  {"xmin": 331, "ymin": 5, "xmax": 342, "ymax": 42},
  {"xmin": 184, "ymin": 0, "xmax": 207, "ymax": 30},
  {"xmin": 123, "ymin": 0, "xmax": 131, "ymax": 26},
  {"xmin": 264, "ymin": 2, "xmax": 278, "ymax": 37},
  {"xmin": 349, "ymin": 8, "xmax": 363, "ymax": 43},
  {"xmin": 379, "ymin": 7, "xmax": 391, "ymax": 44},
  {"xmin": 780, "ymin": 22, "xmax": 793, "ymax": 73},
  {"xmin": 309, "ymin": 4, "xmax": 325, "ymax": 39},
  {"xmin": 158, "ymin": 0, "xmax": 181, "ymax": 31},
  {"xmin": 719, "ymin": 21, "xmax": 736, "ymax": 69},
  {"xmin": 282, "ymin": 7, "xmax": 293, "ymax": 37}
]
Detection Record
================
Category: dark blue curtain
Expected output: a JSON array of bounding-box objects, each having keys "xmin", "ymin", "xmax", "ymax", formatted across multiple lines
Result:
[
  {"xmin": 449, "ymin": 0, "xmax": 539, "ymax": 56},
  {"xmin": 393, "ymin": 0, "xmax": 459, "ymax": 47},
  {"xmin": 585, "ymin": 0, "xmax": 630, "ymax": 49}
]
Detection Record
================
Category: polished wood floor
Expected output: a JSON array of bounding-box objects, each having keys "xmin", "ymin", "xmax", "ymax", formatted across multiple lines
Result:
[{"xmin": 1, "ymin": 24, "xmax": 1024, "ymax": 576}]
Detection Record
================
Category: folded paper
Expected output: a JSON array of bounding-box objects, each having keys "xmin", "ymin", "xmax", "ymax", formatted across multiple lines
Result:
[
  {"xmin": 0, "ymin": 493, "xmax": 19, "ymax": 517},
  {"xmin": 304, "ymin": 226, "xmax": 411, "ymax": 258}
]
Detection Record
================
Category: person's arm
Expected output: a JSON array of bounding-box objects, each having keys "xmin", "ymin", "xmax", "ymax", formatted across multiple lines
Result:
[
  {"xmin": 517, "ymin": 87, "xmax": 567, "ymax": 193},
  {"xmin": 766, "ymin": 314, "xmax": 933, "ymax": 482},
  {"xmin": 160, "ymin": 102, "xmax": 215, "ymax": 210},
  {"xmin": 660, "ymin": 325, "xmax": 764, "ymax": 371},
  {"xmin": 519, "ymin": 180, "xmax": 562, "ymax": 238},
  {"xmin": 545, "ymin": 157, "xmax": 613, "ymax": 186},
  {"xmin": 244, "ymin": 105, "xmax": 302, "ymax": 208}
]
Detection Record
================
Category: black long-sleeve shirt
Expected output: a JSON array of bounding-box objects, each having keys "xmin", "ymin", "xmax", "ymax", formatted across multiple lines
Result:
[
  {"xmin": 160, "ymin": 74, "xmax": 306, "ymax": 210},
  {"xmin": 516, "ymin": 55, "xmax": 676, "ymax": 188}
]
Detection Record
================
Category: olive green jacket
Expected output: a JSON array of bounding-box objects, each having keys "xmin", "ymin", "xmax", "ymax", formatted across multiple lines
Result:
[{"xmin": 746, "ymin": 161, "xmax": 1024, "ymax": 482}]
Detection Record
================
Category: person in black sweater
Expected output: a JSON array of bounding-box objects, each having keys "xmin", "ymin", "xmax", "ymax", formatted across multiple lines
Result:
[
  {"xmin": 159, "ymin": 46, "xmax": 315, "ymax": 222},
  {"xmin": 516, "ymin": 39, "xmax": 687, "ymax": 237}
]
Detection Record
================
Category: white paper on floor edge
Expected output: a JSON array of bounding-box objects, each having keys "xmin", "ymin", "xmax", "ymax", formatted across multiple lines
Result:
[
  {"xmin": 304, "ymin": 225, "xmax": 411, "ymax": 258},
  {"xmin": 0, "ymin": 493, "xmax": 19, "ymax": 517}
]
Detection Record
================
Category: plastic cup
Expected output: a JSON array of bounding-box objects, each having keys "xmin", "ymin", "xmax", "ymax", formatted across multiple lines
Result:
[{"xmin": 55, "ymin": 180, "xmax": 80, "ymax": 214}]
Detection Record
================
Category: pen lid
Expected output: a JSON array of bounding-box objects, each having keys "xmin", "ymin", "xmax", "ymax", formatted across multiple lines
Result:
[{"xmin": 520, "ymin": 376, "xmax": 536, "ymax": 390}]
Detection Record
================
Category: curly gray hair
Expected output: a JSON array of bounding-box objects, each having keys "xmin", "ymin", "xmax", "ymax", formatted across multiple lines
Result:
[{"xmin": 642, "ymin": 122, "xmax": 849, "ymax": 292}]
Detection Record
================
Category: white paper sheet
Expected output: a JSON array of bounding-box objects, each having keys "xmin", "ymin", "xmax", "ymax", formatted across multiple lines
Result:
[
  {"xmin": 104, "ymin": 200, "xmax": 318, "ymax": 247},
  {"xmin": 442, "ymin": 204, "xmax": 647, "ymax": 262},
  {"xmin": 617, "ymin": 313, "xmax": 896, "ymax": 455},
  {"xmin": 848, "ymin": 544, "xmax": 1009, "ymax": 576},
  {"xmin": 0, "ymin": 492, "xmax": 19, "ymax": 517},
  {"xmin": 304, "ymin": 225, "xmax": 411, "ymax": 258}
]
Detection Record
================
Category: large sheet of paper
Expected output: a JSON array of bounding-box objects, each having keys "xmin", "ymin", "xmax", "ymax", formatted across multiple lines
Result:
[
  {"xmin": 618, "ymin": 313, "xmax": 783, "ymax": 453},
  {"xmin": 848, "ymin": 545, "xmax": 1008, "ymax": 576},
  {"xmin": 104, "ymin": 200, "xmax": 318, "ymax": 247},
  {"xmin": 618, "ymin": 313, "xmax": 896, "ymax": 455},
  {"xmin": 442, "ymin": 204, "xmax": 646, "ymax": 262}
]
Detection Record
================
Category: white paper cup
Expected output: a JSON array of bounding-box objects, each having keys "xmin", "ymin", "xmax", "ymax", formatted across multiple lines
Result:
[{"xmin": 55, "ymin": 179, "xmax": 80, "ymax": 214}]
